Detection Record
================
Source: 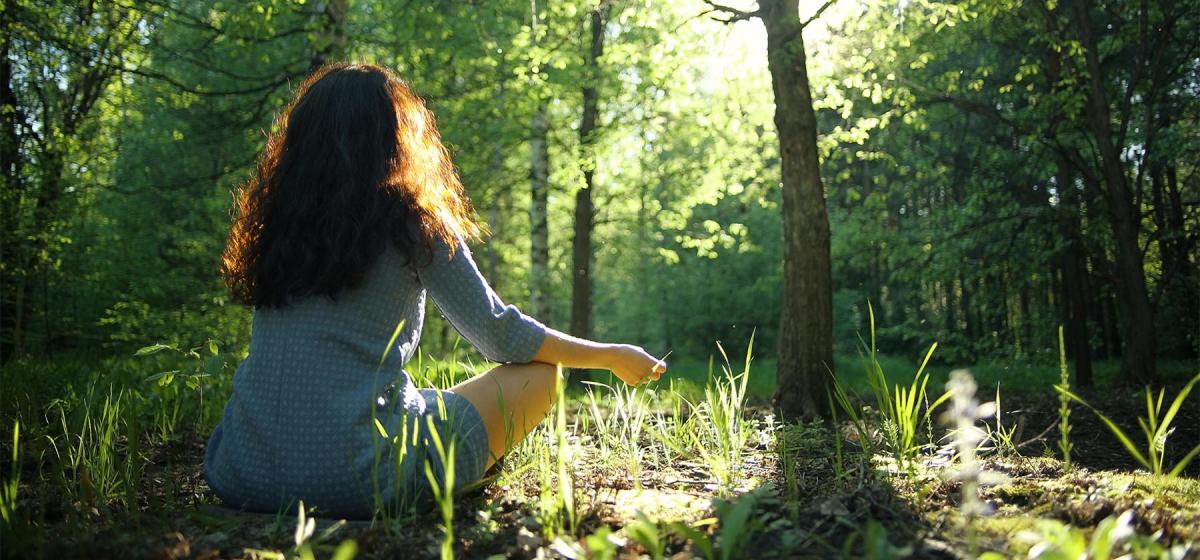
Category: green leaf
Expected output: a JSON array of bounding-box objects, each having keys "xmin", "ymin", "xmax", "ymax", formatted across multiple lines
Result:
[
  {"xmin": 1168, "ymin": 441, "xmax": 1200, "ymax": 478},
  {"xmin": 330, "ymin": 539, "xmax": 358, "ymax": 560},
  {"xmin": 1157, "ymin": 373, "xmax": 1200, "ymax": 442},
  {"xmin": 134, "ymin": 344, "xmax": 172, "ymax": 356},
  {"xmin": 377, "ymin": 319, "xmax": 407, "ymax": 369},
  {"xmin": 668, "ymin": 521, "xmax": 714, "ymax": 559},
  {"xmin": 1056, "ymin": 386, "xmax": 1151, "ymax": 471}
]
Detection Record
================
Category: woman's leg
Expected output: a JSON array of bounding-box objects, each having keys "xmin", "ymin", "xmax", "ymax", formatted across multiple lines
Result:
[{"xmin": 448, "ymin": 361, "xmax": 559, "ymax": 470}]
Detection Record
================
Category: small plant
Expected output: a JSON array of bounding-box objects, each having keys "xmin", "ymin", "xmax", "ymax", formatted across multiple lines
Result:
[
  {"xmin": 551, "ymin": 525, "xmax": 624, "ymax": 560},
  {"xmin": 828, "ymin": 373, "xmax": 875, "ymax": 457},
  {"xmin": 553, "ymin": 366, "xmax": 576, "ymax": 536},
  {"xmin": 667, "ymin": 484, "xmax": 769, "ymax": 560},
  {"xmin": 246, "ymin": 501, "xmax": 359, "ymax": 560},
  {"xmin": 1011, "ymin": 509, "xmax": 1189, "ymax": 560},
  {"xmin": 984, "ymin": 384, "xmax": 1019, "ymax": 457},
  {"xmin": 1056, "ymin": 371, "xmax": 1200, "ymax": 478},
  {"xmin": 843, "ymin": 519, "xmax": 913, "ymax": 560},
  {"xmin": 1055, "ymin": 326, "xmax": 1073, "ymax": 469},
  {"xmin": 775, "ymin": 421, "xmax": 801, "ymax": 519},
  {"xmin": 136, "ymin": 339, "xmax": 226, "ymax": 439},
  {"xmin": 940, "ymin": 370, "xmax": 1005, "ymax": 553},
  {"xmin": 583, "ymin": 378, "xmax": 654, "ymax": 485},
  {"xmin": 626, "ymin": 512, "xmax": 666, "ymax": 560}
]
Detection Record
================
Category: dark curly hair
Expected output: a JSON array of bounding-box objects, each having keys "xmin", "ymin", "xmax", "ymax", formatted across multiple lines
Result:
[{"xmin": 221, "ymin": 63, "xmax": 482, "ymax": 307}]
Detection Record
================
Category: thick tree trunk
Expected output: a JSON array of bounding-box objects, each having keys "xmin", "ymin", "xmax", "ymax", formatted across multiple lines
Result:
[
  {"xmin": 761, "ymin": 0, "xmax": 833, "ymax": 419},
  {"xmin": 1072, "ymin": 2, "xmax": 1157, "ymax": 385},
  {"xmin": 529, "ymin": 104, "xmax": 551, "ymax": 320},
  {"xmin": 570, "ymin": 3, "xmax": 607, "ymax": 345}
]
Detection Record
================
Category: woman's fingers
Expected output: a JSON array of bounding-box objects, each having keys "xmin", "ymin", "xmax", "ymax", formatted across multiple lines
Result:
[
  {"xmin": 651, "ymin": 359, "xmax": 667, "ymax": 380},
  {"xmin": 612, "ymin": 346, "xmax": 669, "ymax": 386}
]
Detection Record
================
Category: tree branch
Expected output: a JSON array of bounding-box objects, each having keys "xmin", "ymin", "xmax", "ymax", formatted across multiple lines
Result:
[
  {"xmin": 700, "ymin": 1, "xmax": 760, "ymax": 24},
  {"xmin": 801, "ymin": 0, "xmax": 839, "ymax": 29}
]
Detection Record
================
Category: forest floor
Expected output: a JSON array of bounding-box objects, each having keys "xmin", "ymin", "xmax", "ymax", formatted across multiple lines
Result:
[{"xmin": 3, "ymin": 358, "xmax": 1200, "ymax": 559}]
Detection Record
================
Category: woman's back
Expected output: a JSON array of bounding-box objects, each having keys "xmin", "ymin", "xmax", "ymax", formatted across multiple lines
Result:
[{"xmin": 205, "ymin": 237, "xmax": 545, "ymax": 518}]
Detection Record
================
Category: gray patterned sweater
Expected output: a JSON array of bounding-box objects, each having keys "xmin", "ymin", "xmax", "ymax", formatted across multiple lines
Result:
[{"xmin": 203, "ymin": 235, "xmax": 547, "ymax": 516}]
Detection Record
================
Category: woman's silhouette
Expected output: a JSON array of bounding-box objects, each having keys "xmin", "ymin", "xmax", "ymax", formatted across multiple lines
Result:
[{"xmin": 203, "ymin": 63, "xmax": 666, "ymax": 519}]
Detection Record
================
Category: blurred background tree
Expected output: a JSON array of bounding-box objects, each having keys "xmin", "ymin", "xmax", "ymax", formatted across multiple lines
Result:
[{"xmin": 1, "ymin": 0, "xmax": 1195, "ymax": 399}]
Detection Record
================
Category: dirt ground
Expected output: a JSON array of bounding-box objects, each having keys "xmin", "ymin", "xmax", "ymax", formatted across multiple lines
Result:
[{"xmin": 7, "ymin": 384, "xmax": 1200, "ymax": 559}]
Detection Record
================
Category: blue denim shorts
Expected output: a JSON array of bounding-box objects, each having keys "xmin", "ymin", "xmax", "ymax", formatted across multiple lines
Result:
[
  {"xmin": 204, "ymin": 375, "xmax": 490, "ymax": 519},
  {"xmin": 378, "ymin": 377, "xmax": 491, "ymax": 514}
]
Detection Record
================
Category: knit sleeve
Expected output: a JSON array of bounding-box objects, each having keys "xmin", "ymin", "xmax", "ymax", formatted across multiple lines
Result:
[{"xmin": 414, "ymin": 234, "xmax": 547, "ymax": 363}]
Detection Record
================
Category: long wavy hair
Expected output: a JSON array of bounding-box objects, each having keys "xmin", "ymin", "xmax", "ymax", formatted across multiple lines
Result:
[{"xmin": 222, "ymin": 63, "xmax": 482, "ymax": 307}]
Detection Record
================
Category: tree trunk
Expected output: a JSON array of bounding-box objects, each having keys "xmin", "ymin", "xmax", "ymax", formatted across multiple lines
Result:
[
  {"xmin": 1056, "ymin": 159, "xmax": 1094, "ymax": 386},
  {"xmin": 570, "ymin": 3, "xmax": 608, "ymax": 346},
  {"xmin": 529, "ymin": 104, "xmax": 551, "ymax": 320},
  {"xmin": 308, "ymin": 0, "xmax": 349, "ymax": 71},
  {"xmin": 761, "ymin": 0, "xmax": 833, "ymax": 419},
  {"xmin": 0, "ymin": 12, "xmax": 21, "ymax": 362},
  {"xmin": 1071, "ymin": 1, "xmax": 1157, "ymax": 385}
]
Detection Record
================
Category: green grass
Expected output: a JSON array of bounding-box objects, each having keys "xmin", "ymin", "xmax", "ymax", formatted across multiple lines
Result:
[
  {"xmin": 3, "ymin": 338, "xmax": 1199, "ymax": 559},
  {"xmin": 611, "ymin": 353, "xmax": 1200, "ymax": 403}
]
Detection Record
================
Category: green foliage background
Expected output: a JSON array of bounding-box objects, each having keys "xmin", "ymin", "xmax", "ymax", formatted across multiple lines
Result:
[{"xmin": 2, "ymin": 0, "xmax": 1196, "ymax": 376}]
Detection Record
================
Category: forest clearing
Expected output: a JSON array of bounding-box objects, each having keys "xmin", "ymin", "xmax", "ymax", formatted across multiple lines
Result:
[
  {"xmin": 3, "ymin": 339, "xmax": 1200, "ymax": 558},
  {"xmin": 1, "ymin": 0, "xmax": 1197, "ymax": 558}
]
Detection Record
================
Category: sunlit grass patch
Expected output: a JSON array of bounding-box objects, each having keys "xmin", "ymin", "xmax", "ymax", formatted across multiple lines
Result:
[{"xmin": 3, "ymin": 334, "xmax": 1199, "ymax": 559}]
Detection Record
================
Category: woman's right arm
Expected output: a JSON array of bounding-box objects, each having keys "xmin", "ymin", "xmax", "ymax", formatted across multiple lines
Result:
[{"xmin": 530, "ymin": 328, "xmax": 667, "ymax": 386}]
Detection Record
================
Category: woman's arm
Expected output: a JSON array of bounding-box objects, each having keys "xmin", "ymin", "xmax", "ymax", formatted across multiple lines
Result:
[
  {"xmin": 416, "ymin": 233, "xmax": 666, "ymax": 385},
  {"xmin": 531, "ymin": 328, "xmax": 667, "ymax": 386}
]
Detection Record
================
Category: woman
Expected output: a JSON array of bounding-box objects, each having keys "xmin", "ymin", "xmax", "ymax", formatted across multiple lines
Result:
[{"xmin": 204, "ymin": 63, "xmax": 667, "ymax": 519}]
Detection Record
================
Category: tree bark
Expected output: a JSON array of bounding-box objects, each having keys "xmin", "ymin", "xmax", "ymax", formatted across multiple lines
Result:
[
  {"xmin": 308, "ymin": 0, "xmax": 349, "ymax": 71},
  {"xmin": 529, "ymin": 104, "xmax": 551, "ymax": 320},
  {"xmin": 1056, "ymin": 159, "xmax": 1094, "ymax": 386},
  {"xmin": 1071, "ymin": 1, "xmax": 1157, "ymax": 385},
  {"xmin": 0, "ymin": 8, "xmax": 22, "ymax": 362},
  {"xmin": 760, "ymin": 0, "xmax": 834, "ymax": 418},
  {"xmin": 570, "ymin": 3, "xmax": 608, "ymax": 345}
]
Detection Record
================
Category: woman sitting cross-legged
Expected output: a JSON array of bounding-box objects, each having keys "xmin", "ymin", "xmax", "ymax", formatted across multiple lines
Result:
[{"xmin": 203, "ymin": 62, "xmax": 667, "ymax": 520}]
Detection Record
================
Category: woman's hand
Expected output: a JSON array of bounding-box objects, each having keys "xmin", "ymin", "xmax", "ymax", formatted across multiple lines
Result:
[
  {"xmin": 530, "ymin": 328, "xmax": 667, "ymax": 386},
  {"xmin": 607, "ymin": 344, "xmax": 668, "ymax": 386}
]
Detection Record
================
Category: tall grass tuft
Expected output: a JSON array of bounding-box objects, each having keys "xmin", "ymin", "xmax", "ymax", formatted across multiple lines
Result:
[
  {"xmin": 690, "ymin": 335, "xmax": 753, "ymax": 494},
  {"xmin": 649, "ymin": 379, "xmax": 693, "ymax": 460},
  {"xmin": 585, "ymin": 380, "xmax": 652, "ymax": 487},
  {"xmin": 47, "ymin": 384, "xmax": 131, "ymax": 509},
  {"xmin": 860, "ymin": 303, "xmax": 949, "ymax": 468}
]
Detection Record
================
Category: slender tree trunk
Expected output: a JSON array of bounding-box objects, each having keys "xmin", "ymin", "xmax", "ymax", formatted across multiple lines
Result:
[
  {"xmin": 570, "ymin": 3, "xmax": 608, "ymax": 345},
  {"xmin": 1056, "ymin": 159, "xmax": 1094, "ymax": 386},
  {"xmin": 529, "ymin": 104, "xmax": 551, "ymax": 320},
  {"xmin": 761, "ymin": 0, "xmax": 833, "ymax": 418},
  {"xmin": 485, "ymin": 143, "xmax": 505, "ymax": 290},
  {"xmin": 1072, "ymin": 1, "xmax": 1157, "ymax": 385},
  {"xmin": 0, "ymin": 12, "xmax": 21, "ymax": 362},
  {"xmin": 308, "ymin": 0, "xmax": 349, "ymax": 71}
]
